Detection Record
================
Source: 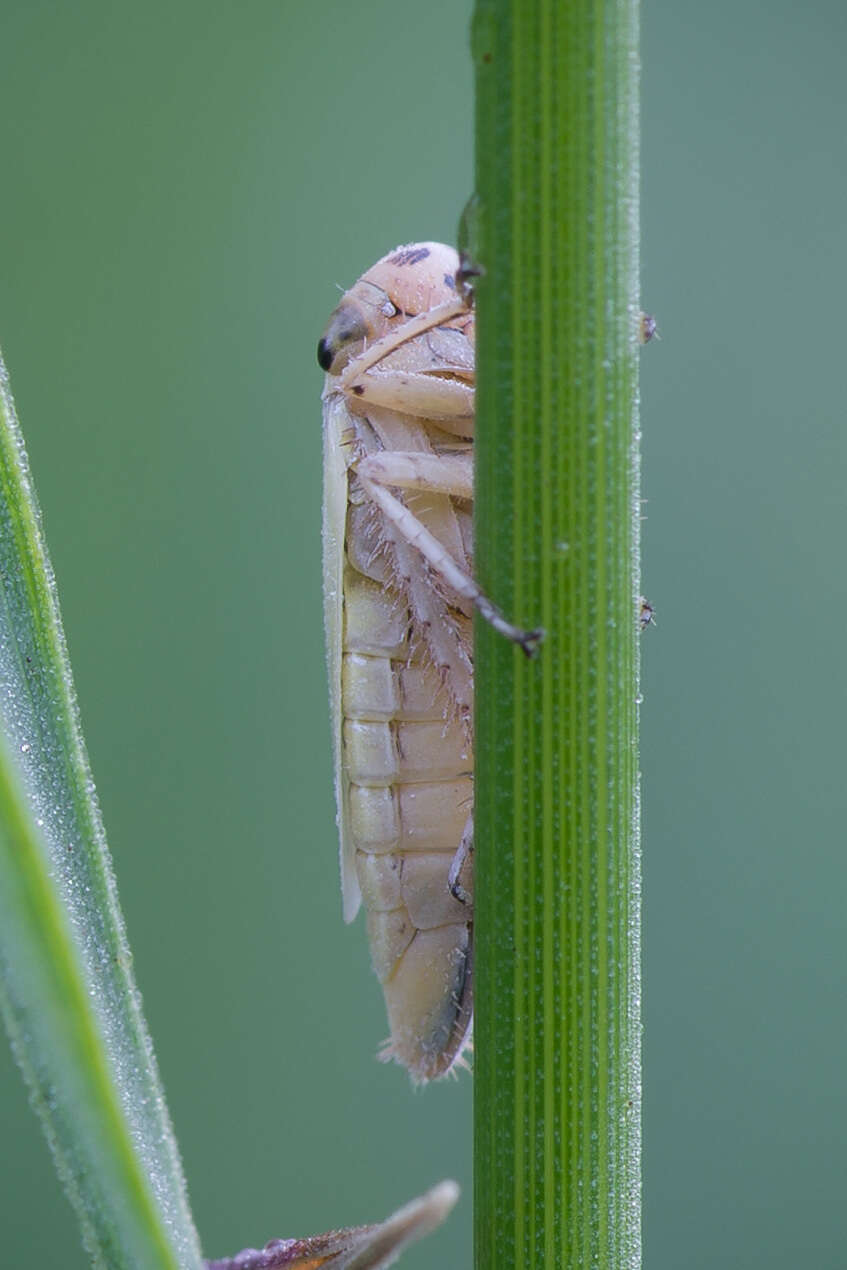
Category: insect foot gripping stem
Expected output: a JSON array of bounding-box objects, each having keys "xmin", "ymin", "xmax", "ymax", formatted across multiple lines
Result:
[
  {"xmin": 519, "ymin": 627, "xmax": 546, "ymax": 657},
  {"xmin": 474, "ymin": 591, "xmax": 544, "ymax": 658},
  {"xmin": 320, "ymin": 241, "xmax": 540, "ymax": 1081}
]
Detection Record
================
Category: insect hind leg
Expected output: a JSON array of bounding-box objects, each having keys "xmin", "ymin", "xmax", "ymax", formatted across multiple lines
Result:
[{"xmin": 356, "ymin": 457, "xmax": 544, "ymax": 657}]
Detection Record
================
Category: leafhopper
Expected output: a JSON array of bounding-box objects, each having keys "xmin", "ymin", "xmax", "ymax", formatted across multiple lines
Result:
[{"xmin": 318, "ymin": 243, "xmax": 538, "ymax": 1082}]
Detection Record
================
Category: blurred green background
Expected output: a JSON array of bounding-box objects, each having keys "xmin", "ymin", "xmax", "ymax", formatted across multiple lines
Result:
[{"xmin": 1, "ymin": 2, "xmax": 845, "ymax": 1266}]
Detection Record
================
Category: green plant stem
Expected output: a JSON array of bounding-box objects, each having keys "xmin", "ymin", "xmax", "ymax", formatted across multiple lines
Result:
[
  {"xmin": 471, "ymin": 1, "xmax": 641, "ymax": 1266},
  {"xmin": 0, "ymin": 353, "xmax": 203, "ymax": 1268}
]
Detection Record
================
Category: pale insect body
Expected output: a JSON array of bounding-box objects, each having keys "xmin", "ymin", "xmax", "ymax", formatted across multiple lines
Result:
[
  {"xmin": 320, "ymin": 248, "xmax": 647, "ymax": 1080},
  {"xmin": 319, "ymin": 243, "xmax": 487, "ymax": 1082}
]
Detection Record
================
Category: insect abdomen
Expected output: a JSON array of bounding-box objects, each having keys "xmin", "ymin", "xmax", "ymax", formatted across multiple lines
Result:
[{"xmin": 342, "ymin": 563, "xmax": 473, "ymax": 1081}]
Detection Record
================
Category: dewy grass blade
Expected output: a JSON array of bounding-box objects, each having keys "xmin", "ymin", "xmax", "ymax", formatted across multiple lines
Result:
[
  {"xmin": 0, "ymin": 733, "xmax": 186, "ymax": 1268},
  {"xmin": 0, "ymin": 350, "xmax": 203, "ymax": 1269}
]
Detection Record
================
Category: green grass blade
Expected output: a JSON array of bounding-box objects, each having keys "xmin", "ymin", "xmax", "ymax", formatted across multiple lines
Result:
[
  {"xmin": 471, "ymin": 0, "xmax": 641, "ymax": 1266},
  {"xmin": 0, "ymin": 352, "xmax": 203, "ymax": 1269}
]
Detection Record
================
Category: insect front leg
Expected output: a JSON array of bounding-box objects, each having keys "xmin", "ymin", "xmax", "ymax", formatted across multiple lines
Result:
[
  {"xmin": 339, "ymin": 301, "xmax": 475, "ymax": 434},
  {"xmin": 344, "ymin": 369, "xmax": 474, "ymax": 432},
  {"xmin": 355, "ymin": 452, "xmax": 543, "ymax": 656},
  {"xmin": 338, "ymin": 297, "xmax": 470, "ymax": 382}
]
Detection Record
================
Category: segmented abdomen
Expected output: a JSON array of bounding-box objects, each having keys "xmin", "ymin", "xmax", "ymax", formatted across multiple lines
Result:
[{"xmin": 341, "ymin": 559, "xmax": 473, "ymax": 1081}]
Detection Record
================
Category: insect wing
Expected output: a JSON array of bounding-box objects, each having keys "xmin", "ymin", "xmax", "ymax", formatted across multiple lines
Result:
[{"xmin": 322, "ymin": 390, "xmax": 360, "ymax": 923}]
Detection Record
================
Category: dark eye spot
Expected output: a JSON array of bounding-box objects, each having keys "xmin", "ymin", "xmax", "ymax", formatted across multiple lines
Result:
[
  {"xmin": 443, "ymin": 273, "xmax": 456, "ymax": 290},
  {"xmin": 317, "ymin": 338, "xmax": 333, "ymax": 370},
  {"xmin": 317, "ymin": 303, "xmax": 369, "ymax": 372}
]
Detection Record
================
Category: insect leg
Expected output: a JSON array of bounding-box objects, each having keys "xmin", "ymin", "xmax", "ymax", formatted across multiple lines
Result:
[
  {"xmin": 339, "ymin": 298, "xmax": 469, "ymax": 382},
  {"xmin": 447, "ymin": 813, "xmax": 473, "ymax": 906},
  {"xmin": 344, "ymin": 371, "xmax": 474, "ymax": 430},
  {"xmin": 358, "ymin": 450, "xmax": 472, "ymax": 500},
  {"xmin": 338, "ymin": 299, "xmax": 475, "ymax": 431},
  {"xmin": 356, "ymin": 454, "xmax": 543, "ymax": 656}
]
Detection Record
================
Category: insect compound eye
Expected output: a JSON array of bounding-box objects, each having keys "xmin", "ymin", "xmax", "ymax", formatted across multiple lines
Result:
[
  {"xmin": 317, "ymin": 301, "xmax": 369, "ymax": 373},
  {"xmin": 316, "ymin": 336, "xmax": 335, "ymax": 371}
]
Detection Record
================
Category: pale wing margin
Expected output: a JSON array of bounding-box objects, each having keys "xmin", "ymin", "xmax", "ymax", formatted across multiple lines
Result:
[{"xmin": 322, "ymin": 389, "xmax": 361, "ymax": 922}]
